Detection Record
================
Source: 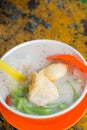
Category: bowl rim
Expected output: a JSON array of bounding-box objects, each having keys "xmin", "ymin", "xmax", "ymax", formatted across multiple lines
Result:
[{"xmin": 0, "ymin": 39, "xmax": 87, "ymax": 119}]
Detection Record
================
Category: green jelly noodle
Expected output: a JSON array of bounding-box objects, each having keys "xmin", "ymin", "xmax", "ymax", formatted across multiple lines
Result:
[
  {"xmin": 10, "ymin": 80, "xmax": 78, "ymax": 116},
  {"xmin": 10, "ymin": 87, "xmax": 70, "ymax": 115},
  {"xmin": 66, "ymin": 80, "xmax": 78, "ymax": 101}
]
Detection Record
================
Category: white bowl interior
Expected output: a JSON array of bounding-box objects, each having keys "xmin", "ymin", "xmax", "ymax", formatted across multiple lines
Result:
[{"xmin": 0, "ymin": 40, "xmax": 87, "ymax": 119}]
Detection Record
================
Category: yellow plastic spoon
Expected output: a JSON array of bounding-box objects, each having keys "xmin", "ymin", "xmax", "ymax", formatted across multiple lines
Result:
[{"xmin": 0, "ymin": 59, "xmax": 26, "ymax": 82}]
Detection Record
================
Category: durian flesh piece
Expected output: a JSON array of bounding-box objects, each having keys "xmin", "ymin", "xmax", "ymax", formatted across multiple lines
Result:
[
  {"xmin": 39, "ymin": 63, "xmax": 68, "ymax": 82},
  {"xmin": 28, "ymin": 72, "xmax": 59, "ymax": 106}
]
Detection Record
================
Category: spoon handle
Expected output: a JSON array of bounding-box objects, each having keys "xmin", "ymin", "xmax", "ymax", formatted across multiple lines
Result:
[
  {"xmin": 46, "ymin": 54, "xmax": 87, "ymax": 73},
  {"xmin": 0, "ymin": 59, "xmax": 26, "ymax": 82}
]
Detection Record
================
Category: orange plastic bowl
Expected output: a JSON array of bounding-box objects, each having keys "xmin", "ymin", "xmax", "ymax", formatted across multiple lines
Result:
[{"xmin": 0, "ymin": 40, "xmax": 87, "ymax": 130}]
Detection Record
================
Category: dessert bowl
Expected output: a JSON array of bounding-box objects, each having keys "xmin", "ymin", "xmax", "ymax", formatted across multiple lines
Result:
[{"xmin": 0, "ymin": 40, "xmax": 87, "ymax": 130}]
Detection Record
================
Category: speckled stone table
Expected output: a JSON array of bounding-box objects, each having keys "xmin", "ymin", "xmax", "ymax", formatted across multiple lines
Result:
[{"xmin": 0, "ymin": 0, "xmax": 87, "ymax": 130}]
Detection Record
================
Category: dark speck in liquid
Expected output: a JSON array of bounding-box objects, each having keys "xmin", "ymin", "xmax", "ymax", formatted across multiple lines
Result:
[{"xmin": 42, "ymin": 50, "xmax": 46, "ymax": 53}]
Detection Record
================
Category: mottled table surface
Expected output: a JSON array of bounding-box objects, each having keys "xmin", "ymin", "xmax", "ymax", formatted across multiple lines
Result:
[{"xmin": 0, "ymin": 0, "xmax": 87, "ymax": 130}]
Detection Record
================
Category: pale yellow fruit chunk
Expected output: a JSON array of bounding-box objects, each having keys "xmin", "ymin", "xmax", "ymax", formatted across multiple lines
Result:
[
  {"xmin": 28, "ymin": 72, "xmax": 59, "ymax": 106},
  {"xmin": 39, "ymin": 63, "xmax": 68, "ymax": 82}
]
